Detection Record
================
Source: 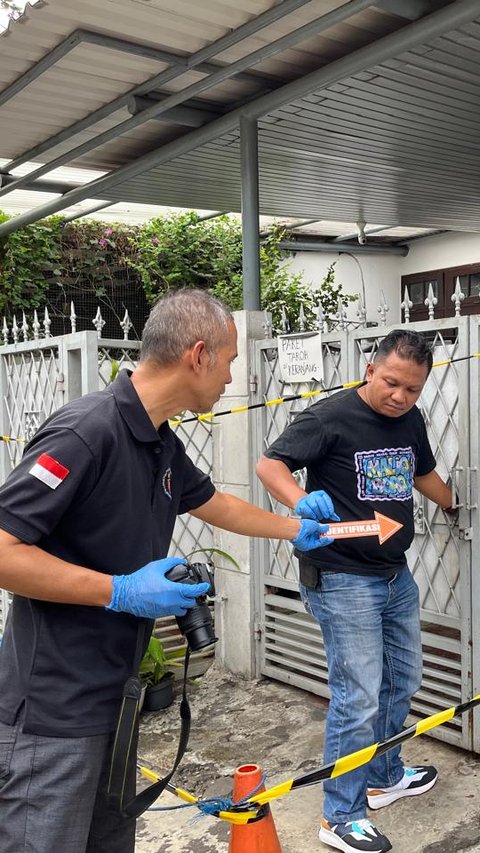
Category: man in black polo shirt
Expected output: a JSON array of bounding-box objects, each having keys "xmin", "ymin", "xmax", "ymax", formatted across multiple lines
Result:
[
  {"xmin": 0, "ymin": 289, "xmax": 333, "ymax": 853},
  {"xmin": 256, "ymin": 330, "xmax": 454, "ymax": 853}
]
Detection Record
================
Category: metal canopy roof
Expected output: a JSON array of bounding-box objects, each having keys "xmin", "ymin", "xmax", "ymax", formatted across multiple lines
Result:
[{"xmin": 0, "ymin": 0, "xmax": 479, "ymax": 242}]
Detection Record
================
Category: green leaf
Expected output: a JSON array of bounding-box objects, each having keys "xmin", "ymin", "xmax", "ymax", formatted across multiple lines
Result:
[{"xmin": 186, "ymin": 547, "xmax": 240, "ymax": 570}]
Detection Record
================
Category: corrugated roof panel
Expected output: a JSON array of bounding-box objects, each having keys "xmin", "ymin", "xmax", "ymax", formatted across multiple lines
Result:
[
  {"xmin": 1, "ymin": 0, "xmax": 480, "ymax": 238},
  {"xmin": 0, "ymin": 0, "xmax": 406, "ymax": 172}
]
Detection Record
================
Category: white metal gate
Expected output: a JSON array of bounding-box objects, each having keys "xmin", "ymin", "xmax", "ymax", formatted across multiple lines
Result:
[{"xmin": 253, "ymin": 316, "xmax": 479, "ymax": 750}]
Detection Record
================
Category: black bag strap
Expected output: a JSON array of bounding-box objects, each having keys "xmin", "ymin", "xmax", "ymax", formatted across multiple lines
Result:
[{"xmin": 108, "ymin": 620, "xmax": 192, "ymax": 819}]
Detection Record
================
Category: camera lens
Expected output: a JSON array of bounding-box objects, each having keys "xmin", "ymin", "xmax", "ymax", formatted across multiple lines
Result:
[{"xmin": 176, "ymin": 601, "xmax": 217, "ymax": 651}]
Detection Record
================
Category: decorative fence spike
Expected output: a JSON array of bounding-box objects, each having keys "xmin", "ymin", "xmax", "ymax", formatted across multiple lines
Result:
[
  {"xmin": 280, "ymin": 306, "xmax": 290, "ymax": 334},
  {"xmin": 451, "ymin": 276, "xmax": 465, "ymax": 317},
  {"xmin": 21, "ymin": 312, "xmax": 29, "ymax": 342},
  {"xmin": 315, "ymin": 303, "xmax": 325, "ymax": 333},
  {"xmin": 298, "ymin": 303, "xmax": 306, "ymax": 332},
  {"xmin": 2, "ymin": 317, "xmax": 9, "ymax": 345},
  {"xmin": 401, "ymin": 285, "xmax": 413, "ymax": 324},
  {"xmin": 93, "ymin": 306, "xmax": 105, "ymax": 338},
  {"xmin": 44, "ymin": 307, "xmax": 51, "ymax": 338},
  {"xmin": 356, "ymin": 298, "xmax": 367, "ymax": 328},
  {"xmin": 262, "ymin": 310, "xmax": 272, "ymax": 339},
  {"xmin": 120, "ymin": 309, "xmax": 132, "ymax": 341},
  {"xmin": 377, "ymin": 290, "xmax": 390, "ymax": 326},
  {"xmin": 70, "ymin": 301, "xmax": 77, "ymax": 333},
  {"xmin": 12, "ymin": 315, "xmax": 19, "ymax": 344},
  {"xmin": 424, "ymin": 282, "xmax": 438, "ymax": 320},
  {"xmin": 32, "ymin": 310, "xmax": 41, "ymax": 341},
  {"xmin": 335, "ymin": 298, "xmax": 348, "ymax": 331}
]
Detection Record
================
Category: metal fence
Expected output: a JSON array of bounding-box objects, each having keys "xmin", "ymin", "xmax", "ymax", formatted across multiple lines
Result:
[
  {"xmin": 1, "ymin": 295, "xmax": 479, "ymax": 750},
  {"xmin": 252, "ymin": 294, "xmax": 479, "ymax": 750}
]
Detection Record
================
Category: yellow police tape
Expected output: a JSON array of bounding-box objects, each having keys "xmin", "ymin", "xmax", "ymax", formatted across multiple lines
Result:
[
  {"xmin": 138, "ymin": 692, "xmax": 480, "ymax": 824},
  {"xmin": 170, "ymin": 352, "xmax": 480, "ymax": 426},
  {"xmin": 0, "ymin": 353, "xmax": 478, "ymax": 443}
]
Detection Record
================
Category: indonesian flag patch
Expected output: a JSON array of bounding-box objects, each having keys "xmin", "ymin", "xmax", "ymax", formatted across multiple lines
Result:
[{"xmin": 29, "ymin": 452, "xmax": 70, "ymax": 490}]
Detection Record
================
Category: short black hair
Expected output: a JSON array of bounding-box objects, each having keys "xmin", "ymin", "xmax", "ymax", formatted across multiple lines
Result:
[{"xmin": 375, "ymin": 329, "xmax": 433, "ymax": 375}]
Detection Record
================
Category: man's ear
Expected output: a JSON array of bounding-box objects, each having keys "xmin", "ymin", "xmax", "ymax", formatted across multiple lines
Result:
[
  {"xmin": 365, "ymin": 362, "xmax": 375, "ymax": 381},
  {"xmin": 190, "ymin": 340, "xmax": 207, "ymax": 372}
]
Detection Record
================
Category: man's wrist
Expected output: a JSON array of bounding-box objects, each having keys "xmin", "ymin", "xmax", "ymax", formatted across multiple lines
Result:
[
  {"xmin": 293, "ymin": 493, "xmax": 307, "ymax": 512},
  {"xmin": 288, "ymin": 518, "xmax": 302, "ymax": 540}
]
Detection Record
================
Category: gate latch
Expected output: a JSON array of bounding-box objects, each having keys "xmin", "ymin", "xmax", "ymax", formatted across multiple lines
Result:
[{"xmin": 459, "ymin": 527, "xmax": 473, "ymax": 541}]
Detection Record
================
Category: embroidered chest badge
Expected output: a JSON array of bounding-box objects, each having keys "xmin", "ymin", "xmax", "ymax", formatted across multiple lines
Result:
[
  {"xmin": 162, "ymin": 467, "xmax": 173, "ymax": 500},
  {"xmin": 29, "ymin": 452, "xmax": 70, "ymax": 490}
]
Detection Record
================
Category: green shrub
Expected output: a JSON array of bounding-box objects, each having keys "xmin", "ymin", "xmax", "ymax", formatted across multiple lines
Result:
[{"xmin": 0, "ymin": 211, "xmax": 357, "ymax": 332}]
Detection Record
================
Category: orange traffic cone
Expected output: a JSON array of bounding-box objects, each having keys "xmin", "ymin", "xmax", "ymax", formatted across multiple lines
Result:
[{"xmin": 228, "ymin": 763, "xmax": 282, "ymax": 853}]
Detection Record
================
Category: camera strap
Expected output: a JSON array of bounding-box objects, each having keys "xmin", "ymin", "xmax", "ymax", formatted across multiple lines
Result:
[{"xmin": 108, "ymin": 620, "xmax": 192, "ymax": 819}]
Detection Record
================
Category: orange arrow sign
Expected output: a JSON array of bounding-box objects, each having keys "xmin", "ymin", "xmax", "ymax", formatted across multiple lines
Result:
[{"xmin": 325, "ymin": 512, "xmax": 403, "ymax": 545}]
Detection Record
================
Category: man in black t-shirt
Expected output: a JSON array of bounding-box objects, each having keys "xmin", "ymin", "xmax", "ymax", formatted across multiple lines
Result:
[
  {"xmin": 0, "ymin": 289, "xmax": 332, "ymax": 853},
  {"xmin": 257, "ymin": 329, "xmax": 454, "ymax": 853}
]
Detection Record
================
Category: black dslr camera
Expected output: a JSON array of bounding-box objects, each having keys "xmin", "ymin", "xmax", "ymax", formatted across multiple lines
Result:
[{"xmin": 166, "ymin": 561, "xmax": 217, "ymax": 651}]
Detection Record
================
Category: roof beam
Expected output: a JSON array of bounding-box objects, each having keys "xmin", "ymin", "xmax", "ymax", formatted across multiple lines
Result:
[
  {"xmin": 0, "ymin": 0, "xmax": 375, "ymax": 200},
  {"xmin": 0, "ymin": 25, "xmax": 286, "ymax": 111},
  {"xmin": 278, "ymin": 240, "xmax": 409, "ymax": 255},
  {"xmin": 333, "ymin": 225, "xmax": 396, "ymax": 242},
  {"xmin": 0, "ymin": 172, "xmax": 81, "ymax": 195},
  {"xmin": 59, "ymin": 201, "xmax": 116, "ymax": 223},
  {"xmin": 0, "ymin": 30, "xmax": 84, "ymax": 109},
  {"xmin": 196, "ymin": 211, "xmax": 228, "ymax": 222},
  {"xmin": 376, "ymin": 0, "xmax": 449, "ymax": 20},
  {"xmin": 127, "ymin": 96, "xmax": 221, "ymax": 128},
  {"xmin": 4, "ymin": 0, "xmax": 313, "ymax": 171},
  {"xmin": 259, "ymin": 217, "xmax": 323, "ymax": 237},
  {"xmin": 0, "ymin": 0, "xmax": 478, "ymax": 237}
]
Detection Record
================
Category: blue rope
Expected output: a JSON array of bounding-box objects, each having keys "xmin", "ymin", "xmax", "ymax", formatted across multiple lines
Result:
[
  {"xmin": 235, "ymin": 772, "xmax": 267, "ymax": 804},
  {"xmin": 147, "ymin": 773, "xmax": 267, "ymax": 818}
]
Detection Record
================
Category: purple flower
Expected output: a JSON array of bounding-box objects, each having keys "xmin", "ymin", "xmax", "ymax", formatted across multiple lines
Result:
[
  {"xmin": 104, "ymin": 228, "xmax": 113, "ymax": 236},
  {"xmin": 98, "ymin": 238, "xmax": 107, "ymax": 248}
]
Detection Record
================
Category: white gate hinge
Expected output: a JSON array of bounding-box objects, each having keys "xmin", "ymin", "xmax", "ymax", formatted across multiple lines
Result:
[{"xmin": 249, "ymin": 373, "xmax": 258, "ymax": 394}]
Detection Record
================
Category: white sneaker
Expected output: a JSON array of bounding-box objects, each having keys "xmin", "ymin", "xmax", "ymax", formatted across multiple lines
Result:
[
  {"xmin": 367, "ymin": 765, "xmax": 438, "ymax": 810},
  {"xmin": 319, "ymin": 818, "xmax": 392, "ymax": 853}
]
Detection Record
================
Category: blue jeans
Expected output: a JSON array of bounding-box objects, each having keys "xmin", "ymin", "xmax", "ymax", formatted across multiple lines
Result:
[{"xmin": 300, "ymin": 566, "xmax": 422, "ymax": 824}]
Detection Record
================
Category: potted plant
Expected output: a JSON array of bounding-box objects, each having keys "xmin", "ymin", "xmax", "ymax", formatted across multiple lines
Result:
[{"xmin": 139, "ymin": 635, "xmax": 180, "ymax": 712}]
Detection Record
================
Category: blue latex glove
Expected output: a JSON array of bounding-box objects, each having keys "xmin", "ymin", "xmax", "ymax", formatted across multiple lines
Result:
[
  {"xmin": 106, "ymin": 557, "xmax": 210, "ymax": 619},
  {"xmin": 295, "ymin": 490, "xmax": 340, "ymax": 522},
  {"xmin": 291, "ymin": 519, "xmax": 333, "ymax": 551}
]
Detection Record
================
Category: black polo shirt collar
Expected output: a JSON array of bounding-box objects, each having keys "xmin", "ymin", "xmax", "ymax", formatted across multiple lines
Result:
[{"xmin": 111, "ymin": 368, "xmax": 169, "ymax": 444}]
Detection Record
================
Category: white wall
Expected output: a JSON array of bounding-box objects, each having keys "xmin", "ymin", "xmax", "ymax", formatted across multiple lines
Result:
[
  {"xmin": 402, "ymin": 232, "xmax": 480, "ymax": 274},
  {"xmin": 283, "ymin": 250, "xmax": 402, "ymax": 325},
  {"xmin": 282, "ymin": 232, "xmax": 480, "ymax": 327}
]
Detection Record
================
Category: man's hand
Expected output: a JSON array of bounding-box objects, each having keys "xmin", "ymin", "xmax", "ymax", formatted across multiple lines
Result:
[
  {"xmin": 443, "ymin": 504, "xmax": 459, "ymax": 517},
  {"xmin": 106, "ymin": 557, "xmax": 209, "ymax": 619},
  {"xmin": 295, "ymin": 490, "xmax": 340, "ymax": 522},
  {"xmin": 291, "ymin": 519, "xmax": 333, "ymax": 551}
]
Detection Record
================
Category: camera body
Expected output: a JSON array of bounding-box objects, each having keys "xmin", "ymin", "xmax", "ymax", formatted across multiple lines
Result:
[{"xmin": 166, "ymin": 561, "xmax": 217, "ymax": 651}]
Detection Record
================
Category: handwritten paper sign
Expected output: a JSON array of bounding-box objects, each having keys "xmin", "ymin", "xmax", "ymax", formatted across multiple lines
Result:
[{"xmin": 277, "ymin": 332, "xmax": 323, "ymax": 383}]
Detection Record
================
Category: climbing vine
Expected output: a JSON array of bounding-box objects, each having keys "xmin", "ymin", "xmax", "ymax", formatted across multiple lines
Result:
[{"xmin": 0, "ymin": 211, "xmax": 357, "ymax": 332}]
